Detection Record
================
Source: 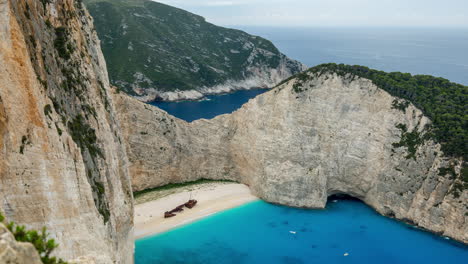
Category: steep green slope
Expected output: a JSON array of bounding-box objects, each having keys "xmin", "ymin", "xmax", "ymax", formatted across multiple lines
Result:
[{"xmin": 84, "ymin": 0, "xmax": 305, "ymax": 101}]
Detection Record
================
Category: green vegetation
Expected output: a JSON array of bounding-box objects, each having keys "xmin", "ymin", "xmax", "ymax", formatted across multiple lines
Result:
[
  {"xmin": 392, "ymin": 123, "xmax": 427, "ymax": 160},
  {"xmin": 51, "ymin": 19, "xmax": 109, "ymax": 223},
  {"xmin": 55, "ymin": 123, "xmax": 63, "ymax": 136},
  {"xmin": 44, "ymin": 104, "xmax": 52, "ymax": 118},
  {"xmin": 29, "ymin": 35, "xmax": 36, "ymax": 48},
  {"xmin": 291, "ymin": 71, "xmax": 310, "ymax": 93},
  {"xmin": 450, "ymin": 162, "xmax": 468, "ymax": 198},
  {"xmin": 45, "ymin": 19, "xmax": 52, "ymax": 28},
  {"xmin": 24, "ymin": 3, "xmax": 31, "ymax": 19},
  {"xmin": 0, "ymin": 212, "xmax": 67, "ymax": 264},
  {"xmin": 19, "ymin": 0, "xmax": 111, "ymax": 224},
  {"xmin": 391, "ymin": 99, "xmax": 410, "ymax": 112},
  {"xmin": 67, "ymin": 115, "xmax": 102, "ymax": 158},
  {"xmin": 40, "ymin": 0, "xmax": 51, "ymax": 10},
  {"xmin": 86, "ymin": 170, "xmax": 110, "ymax": 224},
  {"xmin": 54, "ymin": 27, "xmax": 73, "ymax": 60},
  {"xmin": 84, "ymin": 0, "xmax": 302, "ymax": 95},
  {"xmin": 438, "ymin": 166, "xmax": 456, "ymax": 179},
  {"xmin": 133, "ymin": 179, "xmax": 235, "ymax": 199},
  {"xmin": 19, "ymin": 135, "xmax": 31, "ymax": 154},
  {"xmin": 92, "ymin": 176, "xmax": 109, "ymax": 223}
]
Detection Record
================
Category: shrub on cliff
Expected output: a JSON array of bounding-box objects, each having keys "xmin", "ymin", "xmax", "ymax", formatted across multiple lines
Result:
[{"xmin": 0, "ymin": 213, "xmax": 67, "ymax": 264}]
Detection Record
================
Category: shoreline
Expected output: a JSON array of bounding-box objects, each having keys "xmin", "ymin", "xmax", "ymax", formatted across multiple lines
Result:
[
  {"xmin": 143, "ymin": 87, "xmax": 270, "ymax": 103},
  {"xmin": 134, "ymin": 183, "xmax": 258, "ymax": 239}
]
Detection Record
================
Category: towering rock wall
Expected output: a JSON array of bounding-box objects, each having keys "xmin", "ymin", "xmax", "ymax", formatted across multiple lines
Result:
[
  {"xmin": 0, "ymin": 0, "xmax": 133, "ymax": 262},
  {"xmin": 115, "ymin": 72, "xmax": 467, "ymax": 243}
]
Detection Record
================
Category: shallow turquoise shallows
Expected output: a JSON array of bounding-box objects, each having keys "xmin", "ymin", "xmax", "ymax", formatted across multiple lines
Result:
[{"xmin": 135, "ymin": 198, "xmax": 468, "ymax": 264}]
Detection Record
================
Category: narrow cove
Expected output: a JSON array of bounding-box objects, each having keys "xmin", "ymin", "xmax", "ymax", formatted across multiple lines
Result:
[
  {"xmin": 141, "ymin": 83, "xmax": 468, "ymax": 264},
  {"xmin": 135, "ymin": 197, "xmax": 468, "ymax": 264},
  {"xmin": 149, "ymin": 88, "xmax": 269, "ymax": 122}
]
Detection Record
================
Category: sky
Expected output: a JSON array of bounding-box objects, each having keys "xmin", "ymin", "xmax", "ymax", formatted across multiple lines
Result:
[{"xmin": 155, "ymin": 0, "xmax": 468, "ymax": 27}]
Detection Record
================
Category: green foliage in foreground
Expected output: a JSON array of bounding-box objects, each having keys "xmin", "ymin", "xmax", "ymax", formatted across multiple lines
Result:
[
  {"xmin": 133, "ymin": 179, "xmax": 236, "ymax": 199},
  {"xmin": 0, "ymin": 213, "xmax": 67, "ymax": 264}
]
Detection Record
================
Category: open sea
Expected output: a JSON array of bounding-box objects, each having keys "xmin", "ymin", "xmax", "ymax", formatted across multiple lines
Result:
[
  {"xmin": 151, "ymin": 27, "xmax": 468, "ymax": 122},
  {"xmin": 141, "ymin": 28, "xmax": 468, "ymax": 263},
  {"xmin": 136, "ymin": 198, "xmax": 468, "ymax": 264}
]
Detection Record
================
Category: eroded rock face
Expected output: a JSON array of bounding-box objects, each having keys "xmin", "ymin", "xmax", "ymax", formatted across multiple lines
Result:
[
  {"xmin": 0, "ymin": 0, "xmax": 133, "ymax": 262},
  {"xmin": 115, "ymin": 72, "xmax": 467, "ymax": 243}
]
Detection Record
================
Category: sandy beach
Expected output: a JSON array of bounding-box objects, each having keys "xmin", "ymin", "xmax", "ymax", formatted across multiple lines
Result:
[{"xmin": 134, "ymin": 183, "xmax": 258, "ymax": 239}]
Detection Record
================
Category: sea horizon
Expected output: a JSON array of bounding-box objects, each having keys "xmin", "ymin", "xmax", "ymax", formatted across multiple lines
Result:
[{"xmin": 233, "ymin": 26, "xmax": 468, "ymax": 85}]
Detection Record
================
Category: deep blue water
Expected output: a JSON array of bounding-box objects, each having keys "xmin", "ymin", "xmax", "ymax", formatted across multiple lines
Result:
[
  {"xmin": 135, "ymin": 199, "xmax": 468, "ymax": 264},
  {"xmin": 149, "ymin": 89, "xmax": 268, "ymax": 122},
  {"xmin": 151, "ymin": 28, "xmax": 468, "ymax": 122}
]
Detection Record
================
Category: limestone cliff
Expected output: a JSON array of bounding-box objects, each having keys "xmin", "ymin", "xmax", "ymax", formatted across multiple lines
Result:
[
  {"xmin": 0, "ymin": 0, "xmax": 133, "ymax": 263},
  {"xmin": 115, "ymin": 71, "xmax": 467, "ymax": 243}
]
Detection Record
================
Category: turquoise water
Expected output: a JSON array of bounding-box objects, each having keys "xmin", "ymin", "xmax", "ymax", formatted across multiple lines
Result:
[
  {"xmin": 135, "ymin": 198, "xmax": 468, "ymax": 264},
  {"xmin": 140, "ymin": 28, "xmax": 468, "ymax": 262}
]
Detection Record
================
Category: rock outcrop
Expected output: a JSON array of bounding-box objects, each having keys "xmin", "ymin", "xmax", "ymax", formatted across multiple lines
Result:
[
  {"xmin": 0, "ymin": 0, "xmax": 133, "ymax": 262},
  {"xmin": 115, "ymin": 71, "xmax": 467, "ymax": 243}
]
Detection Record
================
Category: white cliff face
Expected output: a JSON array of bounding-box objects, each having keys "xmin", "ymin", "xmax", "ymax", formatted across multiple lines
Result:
[
  {"xmin": 115, "ymin": 72, "xmax": 467, "ymax": 244},
  {"xmin": 0, "ymin": 0, "xmax": 133, "ymax": 263}
]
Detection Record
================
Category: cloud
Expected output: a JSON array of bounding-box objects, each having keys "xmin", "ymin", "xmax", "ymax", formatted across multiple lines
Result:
[
  {"xmin": 155, "ymin": 0, "xmax": 468, "ymax": 27},
  {"xmin": 203, "ymin": 1, "xmax": 235, "ymax": 6},
  {"xmin": 156, "ymin": 0, "xmax": 241, "ymax": 7}
]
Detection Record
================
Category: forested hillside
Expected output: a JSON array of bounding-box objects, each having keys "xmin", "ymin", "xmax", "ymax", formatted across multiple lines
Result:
[{"xmin": 85, "ymin": 0, "xmax": 305, "ymax": 100}]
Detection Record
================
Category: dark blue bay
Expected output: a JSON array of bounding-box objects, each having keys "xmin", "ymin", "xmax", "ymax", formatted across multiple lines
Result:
[
  {"xmin": 149, "ymin": 88, "xmax": 268, "ymax": 122},
  {"xmin": 135, "ymin": 199, "xmax": 468, "ymax": 264}
]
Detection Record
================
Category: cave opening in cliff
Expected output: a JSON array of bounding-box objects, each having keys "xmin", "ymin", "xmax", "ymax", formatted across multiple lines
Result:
[{"xmin": 326, "ymin": 193, "xmax": 363, "ymax": 206}]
